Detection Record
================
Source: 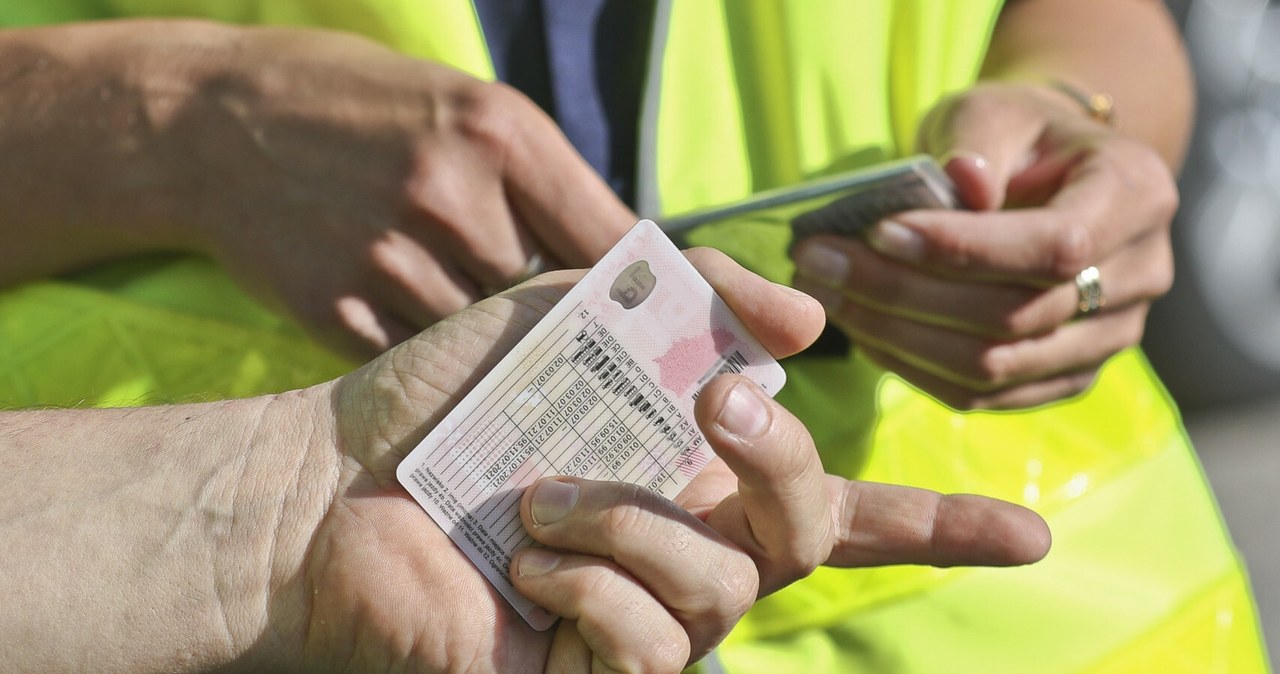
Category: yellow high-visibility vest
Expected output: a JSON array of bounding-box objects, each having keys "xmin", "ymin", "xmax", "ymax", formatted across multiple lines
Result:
[{"xmin": 1, "ymin": 2, "xmax": 1268, "ymax": 672}]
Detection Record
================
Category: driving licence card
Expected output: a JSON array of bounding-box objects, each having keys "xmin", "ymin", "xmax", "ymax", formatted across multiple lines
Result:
[{"xmin": 396, "ymin": 219, "xmax": 786, "ymax": 630}]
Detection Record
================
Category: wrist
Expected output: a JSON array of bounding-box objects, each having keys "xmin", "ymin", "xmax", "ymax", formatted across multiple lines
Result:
[
  {"xmin": 974, "ymin": 76, "xmax": 1114, "ymax": 129},
  {"xmin": 0, "ymin": 19, "xmax": 255, "ymax": 282},
  {"xmin": 1043, "ymin": 79, "xmax": 1115, "ymax": 127},
  {"xmin": 0, "ymin": 389, "xmax": 341, "ymax": 671},
  {"xmin": 220, "ymin": 383, "xmax": 345, "ymax": 670}
]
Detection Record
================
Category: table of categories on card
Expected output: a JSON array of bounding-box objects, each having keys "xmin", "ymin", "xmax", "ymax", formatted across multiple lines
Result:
[{"xmin": 403, "ymin": 303, "xmax": 714, "ymax": 557}]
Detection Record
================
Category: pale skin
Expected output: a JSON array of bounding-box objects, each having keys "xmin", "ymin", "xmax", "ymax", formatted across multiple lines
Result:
[
  {"xmin": 0, "ymin": 251, "xmax": 1050, "ymax": 673},
  {"xmin": 792, "ymin": 0, "xmax": 1194, "ymax": 409}
]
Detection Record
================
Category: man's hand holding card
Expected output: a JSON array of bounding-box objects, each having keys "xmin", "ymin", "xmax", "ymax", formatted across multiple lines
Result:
[{"xmin": 283, "ymin": 222, "xmax": 1050, "ymax": 672}]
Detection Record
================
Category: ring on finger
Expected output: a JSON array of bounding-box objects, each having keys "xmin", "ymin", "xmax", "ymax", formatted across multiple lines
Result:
[
  {"xmin": 486, "ymin": 252, "xmax": 550, "ymax": 296},
  {"xmin": 1075, "ymin": 266, "xmax": 1106, "ymax": 315},
  {"xmin": 511, "ymin": 251, "xmax": 548, "ymax": 287}
]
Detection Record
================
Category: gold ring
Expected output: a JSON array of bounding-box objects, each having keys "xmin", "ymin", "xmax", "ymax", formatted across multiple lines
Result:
[{"xmin": 1075, "ymin": 266, "xmax": 1106, "ymax": 315}]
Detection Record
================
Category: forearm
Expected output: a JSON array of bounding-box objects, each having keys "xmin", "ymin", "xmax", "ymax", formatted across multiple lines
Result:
[
  {"xmin": 0, "ymin": 19, "xmax": 246, "ymax": 286},
  {"xmin": 982, "ymin": 0, "xmax": 1194, "ymax": 168},
  {"xmin": 0, "ymin": 388, "xmax": 338, "ymax": 672}
]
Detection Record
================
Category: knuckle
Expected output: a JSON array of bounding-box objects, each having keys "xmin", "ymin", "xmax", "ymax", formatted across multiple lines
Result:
[
  {"xmin": 714, "ymin": 557, "xmax": 760, "ymax": 621},
  {"xmin": 1048, "ymin": 220, "xmax": 1095, "ymax": 280},
  {"xmin": 1111, "ymin": 141, "xmax": 1177, "ymax": 234},
  {"xmin": 569, "ymin": 562, "xmax": 620, "ymax": 603},
  {"xmin": 1153, "ymin": 269, "xmax": 1174, "ymax": 298},
  {"xmin": 662, "ymin": 525, "xmax": 695, "ymax": 557},
  {"xmin": 770, "ymin": 440, "xmax": 820, "ymax": 496},
  {"xmin": 452, "ymin": 81, "xmax": 528, "ymax": 155},
  {"xmin": 1148, "ymin": 168, "xmax": 1181, "ymax": 223},
  {"xmin": 401, "ymin": 158, "xmax": 465, "ymax": 229},
  {"xmin": 1105, "ymin": 139, "xmax": 1180, "ymax": 230},
  {"xmin": 601, "ymin": 484, "xmax": 654, "ymax": 537},
  {"xmin": 774, "ymin": 542, "xmax": 825, "ymax": 581},
  {"xmin": 640, "ymin": 639, "xmax": 691, "ymax": 674},
  {"xmin": 602, "ymin": 618, "xmax": 689, "ymax": 674},
  {"xmin": 1125, "ymin": 141, "xmax": 1181, "ymax": 218},
  {"xmin": 1119, "ymin": 313, "xmax": 1147, "ymax": 349},
  {"xmin": 475, "ymin": 248, "xmax": 529, "ymax": 289},
  {"xmin": 368, "ymin": 235, "xmax": 415, "ymax": 285},
  {"xmin": 1152, "ymin": 248, "xmax": 1175, "ymax": 298}
]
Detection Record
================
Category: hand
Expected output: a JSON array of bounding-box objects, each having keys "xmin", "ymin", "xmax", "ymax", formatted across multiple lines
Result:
[
  {"xmin": 174, "ymin": 25, "xmax": 634, "ymax": 358},
  {"xmin": 0, "ymin": 247, "xmax": 1049, "ymax": 672},
  {"xmin": 791, "ymin": 81, "xmax": 1177, "ymax": 409},
  {"xmin": 239, "ymin": 249, "xmax": 1049, "ymax": 672}
]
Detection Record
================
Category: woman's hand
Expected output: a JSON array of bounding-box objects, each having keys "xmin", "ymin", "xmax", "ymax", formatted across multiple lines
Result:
[
  {"xmin": 181, "ymin": 25, "xmax": 636, "ymax": 359},
  {"xmin": 792, "ymin": 82, "xmax": 1177, "ymax": 409}
]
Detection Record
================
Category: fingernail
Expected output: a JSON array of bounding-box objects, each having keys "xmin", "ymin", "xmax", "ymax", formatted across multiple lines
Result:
[
  {"xmin": 518, "ymin": 548, "xmax": 562, "ymax": 577},
  {"xmin": 793, "ymin": 243, "xmax": 849, "ymax": 286},
  {"xmin": 531, "ymin": 479, "xmax": 578, "ymax": 525},
  {"xmin": 718, "ymin": 381, "xmax": 770, "ymax": 439},
  {"xmin": 940, "ymin": 150, "xmax": 988, "ymax": 171},
  {"xmin": 867, "ymin": 220, "xmax": 925, "ymax": 262}
]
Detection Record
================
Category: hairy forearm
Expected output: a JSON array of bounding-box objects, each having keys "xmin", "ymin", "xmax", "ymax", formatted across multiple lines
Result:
[
  {"xmin": 0, "ymin": 388, "xmax": 338, "ymax": 672},
  {"xmin": 0, "ymin": 19, "xmax": 248, "ymax": 286},
  {"xmin": 982, "ymin": 0, "xmax": 1195, "ymax": 168}
]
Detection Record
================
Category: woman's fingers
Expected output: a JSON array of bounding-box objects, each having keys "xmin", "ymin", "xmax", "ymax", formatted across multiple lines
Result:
[
  {"xmin": 794, "ymin": 230, "xmax": 1170, "ymax": 339},
  {"xmin": 881, "ymin": 87, "xmax": 1178, "ymax": 287},
  {"xmin": 790, "ymin": 135, "xmax": 1175, "ymax": 411},
  {"xmin": 806, "ymin": 292, "xmax": 1150, "ymax": 409},
  {"xmin": 917, "ymin": 83, "xmax": 1059, "ymax": 211},
  {"xmin": 858, "ymin": 342, "xmax": 1101, "ymax": 411},
  {"xmin": 795, "ymin": 236, "xmax": 1044, "ymax": 336}
]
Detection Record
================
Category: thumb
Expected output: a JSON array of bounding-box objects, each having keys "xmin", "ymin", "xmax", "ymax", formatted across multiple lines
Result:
[
  {"xmin": 918, "ymin": 89, "xmax": 1044, "ymax": 211},
  {"xmin": 693, "ymin": 375, "xmax": 834, "ymax": 594}
]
